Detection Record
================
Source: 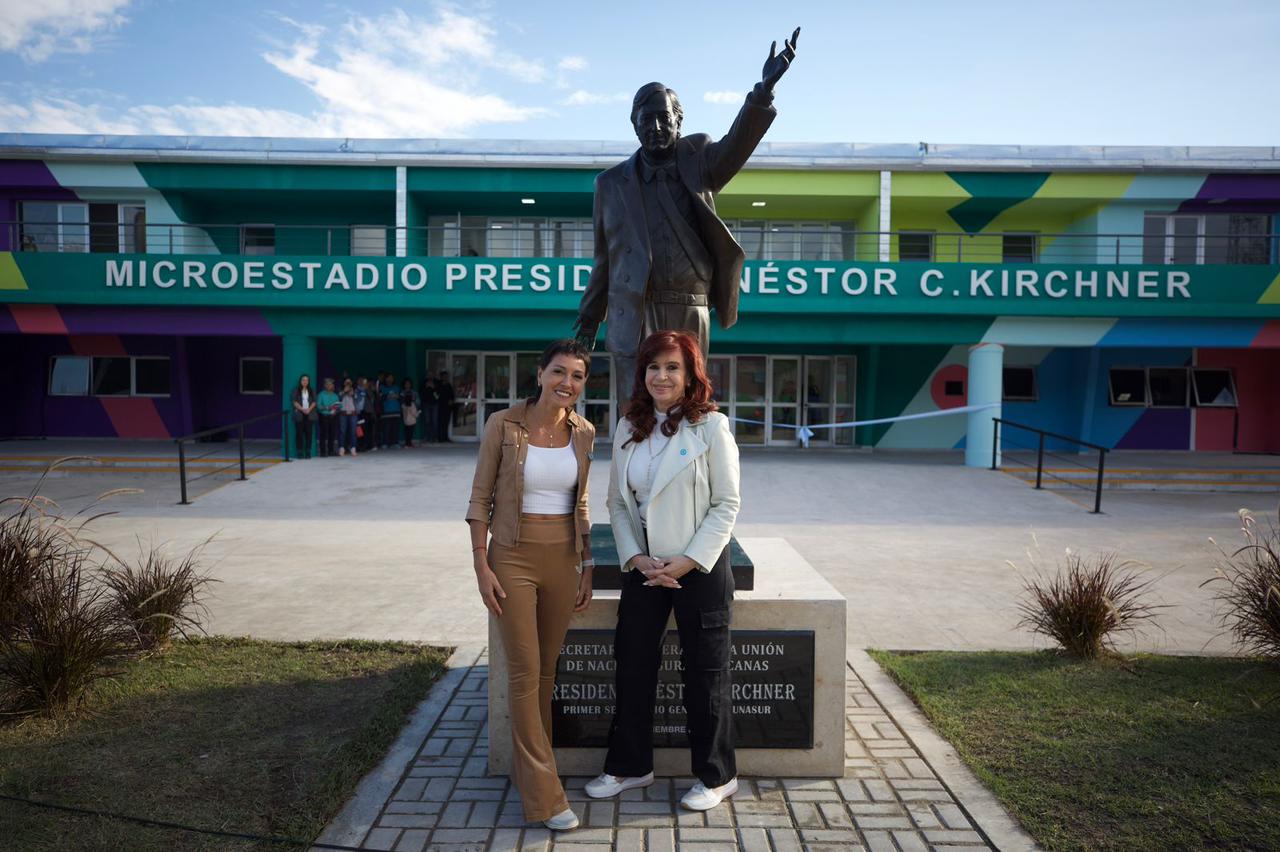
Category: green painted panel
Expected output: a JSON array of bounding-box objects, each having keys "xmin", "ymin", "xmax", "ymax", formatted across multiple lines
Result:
[
  {"xmin": 861, "ymin": 345, "xmax": 953, "ymax": 445},
  {"xmin": 945, "ymin": 173, "xmax": 1051, "ymax": 234},
  {"xmin": 137, "ymin": 163, "xmax": 395, "ymax": 192},
  {"xmin": 408, "ymin": 167, "xmax": 597, "ymax": 194}
]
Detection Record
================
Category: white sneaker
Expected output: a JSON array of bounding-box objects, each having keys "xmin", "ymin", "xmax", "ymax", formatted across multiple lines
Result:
[
  {"xmin": 680, "ymin": 778, "xmax": 738, "ymax": 811},
  {"xmin": 584, "ymin": 771, "xmax": 655, "ymax": 799},
  {"xmin": 338, "ymin": 448, "xmax": 345, "ymax": 456},
  {"xmin": 543, "ymin": 808, "xmax": 579, "ymax": 831}
]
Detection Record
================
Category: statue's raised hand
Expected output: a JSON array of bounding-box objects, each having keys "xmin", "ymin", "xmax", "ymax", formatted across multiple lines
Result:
[{"xmin": 761, "ymin": 27, "xmax": 800, "ymax": 91}]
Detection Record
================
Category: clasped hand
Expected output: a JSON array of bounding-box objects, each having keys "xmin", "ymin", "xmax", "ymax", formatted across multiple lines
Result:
[{"xmin": 631, "ymin": 554, "xmax": 698, "ymax": 589}]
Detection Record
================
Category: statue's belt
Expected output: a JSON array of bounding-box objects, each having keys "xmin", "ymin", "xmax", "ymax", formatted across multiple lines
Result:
[{"xmin": 647, "ymin": 291, "xmax": 709, "ymax": 307}]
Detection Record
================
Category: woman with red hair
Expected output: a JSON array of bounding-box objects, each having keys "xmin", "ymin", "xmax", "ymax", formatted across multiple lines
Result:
[{"xmin": 585, "ymin": 330, "xmax": 742, "ymax": 812}]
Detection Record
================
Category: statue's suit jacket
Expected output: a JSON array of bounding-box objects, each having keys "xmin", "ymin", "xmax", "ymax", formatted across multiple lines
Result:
[{"xmin": 578, "ymin": 93, "xmax": 777, "ymax": 356}]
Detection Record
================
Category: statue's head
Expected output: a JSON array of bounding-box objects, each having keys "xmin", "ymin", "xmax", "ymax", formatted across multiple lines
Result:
[{"xmin": 631, "ymin": 82, "xmax": 682, "ymax": 156}]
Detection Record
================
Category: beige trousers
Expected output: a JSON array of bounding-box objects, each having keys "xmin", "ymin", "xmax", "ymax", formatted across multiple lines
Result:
[{"xmin": 489, "ymin": 514, "xmax": 578, "ymax": 821}]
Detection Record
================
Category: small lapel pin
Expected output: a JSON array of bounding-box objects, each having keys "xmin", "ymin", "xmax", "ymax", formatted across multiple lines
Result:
[{"xmin": 680, "ymin": 448, "xmax": 688, "ymax": 455}]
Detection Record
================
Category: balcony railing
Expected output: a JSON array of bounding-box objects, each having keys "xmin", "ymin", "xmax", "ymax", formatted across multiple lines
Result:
[{"xmin": 5, "ymin": 222, "xmax": 1278, "ymax": 266}]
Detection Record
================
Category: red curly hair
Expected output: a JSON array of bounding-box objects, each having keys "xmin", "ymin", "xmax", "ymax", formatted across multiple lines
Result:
[{"xmin": 622, "ymin": 331, "xmax": 718, "ymax": 447}]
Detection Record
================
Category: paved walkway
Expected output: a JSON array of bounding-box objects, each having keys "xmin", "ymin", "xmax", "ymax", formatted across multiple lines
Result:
[{"xmin": 316, "ymin": 646, "xmax": 1035, "ymax": 852}]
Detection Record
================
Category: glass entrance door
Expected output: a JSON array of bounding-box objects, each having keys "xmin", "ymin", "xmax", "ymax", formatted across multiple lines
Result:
[{"xmin": 769, "ymin": 356, "xmax": 801, "ymax": 446}]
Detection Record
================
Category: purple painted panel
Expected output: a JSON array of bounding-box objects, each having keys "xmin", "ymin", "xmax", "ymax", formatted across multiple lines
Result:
[
  {"xmin": 0, "ymin": 306, "xmax": 19, "ymax": 335},
  {"xmin": 1114, "ymin": 408, "xmax": 1191, "ymax": 450},
  {"xmin": 60, "ymin": 306, "xmax": 276, "ymax": 337},
  {"xmin": 1178, "ymin": 173, "xmax": 1280, "ymax": 215},
  {"xmin": 0, "ymin": 334, "xmax": 115, "ymax": 438},
  {"xmin": 0, "ymin": 330, "xmax": 284, "ymax": 440},
  {"xmin": 186, "ymin": 336, "xmax": 283, "ymax": 439},
  {"xmin": 0, "ymin": 160, "xmax": 79, "ymax": 252},
  {"xmin": 0, "ymin": 160, "xmax": 77, "ymax": 190}
]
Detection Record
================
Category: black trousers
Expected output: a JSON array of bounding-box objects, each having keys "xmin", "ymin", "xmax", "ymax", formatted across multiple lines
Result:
[
  {"xmin": 317, "ymin": 415, "xmax": 337, "ymax": 456},
  {"xmin": 293, "ymin": 418, "xmax": 314, "ymax": 458},
  {"xmin": 604, "ymin": 546, "xmax": 735, "ymax": 787}
]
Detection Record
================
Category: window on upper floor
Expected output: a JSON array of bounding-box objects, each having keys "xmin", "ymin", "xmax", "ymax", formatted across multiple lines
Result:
[
  {"xmin": 19, "ymin": 201, "xmax": 146, "ymax": 253},
  {"xmin": 727, "ymin": 220, "xmax": 847, "ymax": 261},
  {"xmin": 240, "ymin": 225, "xmax": 275, "ymax": 256},
  {"xmin": 1002, "ymin": 233, "xmax": 1038, "ymax": 263},
  {"xmin": 898, "ymin": 231, "xmax": 934, "ymax": 262},
  {"xmin": 1142, "ymin": 213, "xmax": 1273, "ymax": 265}
]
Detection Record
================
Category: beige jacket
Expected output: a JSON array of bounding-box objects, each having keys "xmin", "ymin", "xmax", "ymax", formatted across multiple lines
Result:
[
  {"xmin": 465, "ymin": 400, "xmax": 595, "ymax": 552},
  {"xmin": 607, "ymin": 411, "xmax": 740, "ymax": 572}
]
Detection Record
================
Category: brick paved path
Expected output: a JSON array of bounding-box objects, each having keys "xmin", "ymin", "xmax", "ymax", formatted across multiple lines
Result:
[{"xmin": 345, "ymin": 647, "xmax": 997, "ymax": 852}]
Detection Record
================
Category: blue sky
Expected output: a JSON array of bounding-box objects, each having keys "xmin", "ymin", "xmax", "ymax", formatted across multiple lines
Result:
[{"xmin": 0, "ymin": 0, "xmax": 1276, "ymax": 145}]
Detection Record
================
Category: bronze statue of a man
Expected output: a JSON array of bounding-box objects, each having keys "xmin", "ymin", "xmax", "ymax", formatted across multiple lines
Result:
[{"xmin": 574, "ymin": 28, "xmax": 800, "ymax": 402}]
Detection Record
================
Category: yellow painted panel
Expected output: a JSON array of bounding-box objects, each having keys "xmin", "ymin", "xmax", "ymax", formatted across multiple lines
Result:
[
  {"xmin": 0, "ymin": 253, "xmax": 28, "ymax": 290},
  {"xmin": 1259, "ymin": 272, "xmax": 1280, "ymax": 305}
]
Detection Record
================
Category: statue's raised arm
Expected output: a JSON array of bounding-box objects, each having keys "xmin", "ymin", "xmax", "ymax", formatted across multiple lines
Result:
[
  {"xmin": 575, "ymin": 25, "xmax": 802, "ymax": 401},
  {"xmin": 761, "ymin": 27, "xmax": 800, "ymax": 91}
]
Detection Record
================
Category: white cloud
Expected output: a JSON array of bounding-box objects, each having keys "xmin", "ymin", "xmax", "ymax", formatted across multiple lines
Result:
[
  {"xmin": 704, "ymin": 90, "xmax": 745, "ymax": 105},
  {"xmin": 0, "ymin": 0, "xmax": 129, "ymax": 62},
  {"xmin": 562, "ymin": 90, "xmax": 628, "ymax": 107},
  {"xmin": 557, "ymin": 56, "xmax": 587, "ymax": 72},
  {"xmin": 0, "ymin": 7, "xmax": 553, "ymax": 138}
]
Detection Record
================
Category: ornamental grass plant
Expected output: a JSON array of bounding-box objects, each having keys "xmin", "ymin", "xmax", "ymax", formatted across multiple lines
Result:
[
  {"xmin": 1204, "ymin": 507, "xmax": 1280, "ymax": 662},
  {"xmin": 1014, "ymin": 547, "xmax": 1163, "ymax": 659},
  {"xmin": 0, "ymin": 461, "xmax": 186, "ymax": 717},
  {"xmin": 102, "ymin": 538, "xmax": 216, "ymax": 652}
]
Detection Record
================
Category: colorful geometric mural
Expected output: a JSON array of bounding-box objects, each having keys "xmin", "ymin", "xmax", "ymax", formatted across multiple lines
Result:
[{"xmin": 3, "ymin": 150, "xmax": 1279, "ymax": 448}]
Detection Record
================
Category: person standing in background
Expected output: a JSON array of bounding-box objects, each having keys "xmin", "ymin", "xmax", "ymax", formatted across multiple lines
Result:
[
  {"xmin": 420, "ymin": 375, "xmax": 439, "ymax": 444},
  {"xmin": 357, "ymin": 376, "xmax": 375, "ymax": 453},
  {"xmin": 290, "ymin": 374, "xmax": 317, "ymax": 459},
  {"xmin": 317, "ymin": 377, "xmax": 340, "ymax": 458},
  {"xmin": 401, "ymin": 377, "xmax": 419, "ymax": 447},
  {"xmin": 436, "ymin": 370, "xmax": 455, "ymax": 443},
  {"xmin": 381, "ymin": 372, "xmax": 402, "ymax": 448},
  {"xmin": 339, "ymin": 377, "xmax": 359, "ymax": 457}
]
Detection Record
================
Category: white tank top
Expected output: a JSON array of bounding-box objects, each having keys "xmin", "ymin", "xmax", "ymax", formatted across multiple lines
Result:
[{"xmin": 521, "ymin": 442, "xmax": 578, "ymax": 514}]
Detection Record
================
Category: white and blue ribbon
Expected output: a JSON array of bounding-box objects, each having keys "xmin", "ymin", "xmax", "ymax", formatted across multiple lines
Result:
[{"xmin": 730, "ymin": 403, "xmax": 999, "ymax": 448}]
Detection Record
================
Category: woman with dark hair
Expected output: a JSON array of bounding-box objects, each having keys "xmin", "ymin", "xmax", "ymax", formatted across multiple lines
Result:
[
  {"xmin": 465, "ymin": 339, "xmax": 596, "ymax": 831},
  {"xmin": 585, "ymin": 330, "xmax": 742, "ymax": 811},
  {"xmin": 290, "ymin": 374, "xmax": 317, "ymax": 459}
]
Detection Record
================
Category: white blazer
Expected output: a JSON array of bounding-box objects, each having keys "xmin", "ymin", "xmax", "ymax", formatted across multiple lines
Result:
[{"xmin": 607, "ymin": 411, "xmax": 741, "ymax": 572}]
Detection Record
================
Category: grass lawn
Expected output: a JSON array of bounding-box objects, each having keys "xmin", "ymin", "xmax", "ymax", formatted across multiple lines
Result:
[
  {"xmin": 869, "ymin": 650, "xmax": 1280, "ymax": 852},
  {"xmin": 0, "ymin": 636, "xmax": 450, "ymax": 851}
]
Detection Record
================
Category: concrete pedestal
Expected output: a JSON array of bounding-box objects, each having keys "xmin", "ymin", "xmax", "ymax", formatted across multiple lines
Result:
[{"xmin": 487, "ymin": 537, "xmax": 847, "ymax": 778}]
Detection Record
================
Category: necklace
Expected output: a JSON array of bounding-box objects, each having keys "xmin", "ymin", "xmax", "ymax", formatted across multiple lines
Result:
[{"xmin": 528, "ymin": 406, "xmax": 568, "ymax": 448}]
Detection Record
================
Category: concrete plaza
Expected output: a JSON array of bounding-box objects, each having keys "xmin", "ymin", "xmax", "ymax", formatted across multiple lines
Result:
[{"xmin": 6, "ymin": 440, "xmax": 1273, "ymax": 656}]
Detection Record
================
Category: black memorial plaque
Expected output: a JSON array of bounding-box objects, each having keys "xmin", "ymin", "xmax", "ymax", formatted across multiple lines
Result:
[
  {"xmin": 552, "ymin": 629, "xmax": 814, "ymax": 749},
  {"xmin": 587, "ymin": 524, "xmax": 754, "ymax": 591}
]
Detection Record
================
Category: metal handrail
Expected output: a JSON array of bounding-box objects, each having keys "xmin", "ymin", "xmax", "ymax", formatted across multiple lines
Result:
[
  {"xmin": 6, "ymin": 221, "xmax": 1277, "ymax": 265},
  {"xmin": 173, "ymin": 410, "xmax": 290, "ymax": 505},
  {"xmin": 991, "ymin": 417, "xmax": 1108, "ymax": 514}
]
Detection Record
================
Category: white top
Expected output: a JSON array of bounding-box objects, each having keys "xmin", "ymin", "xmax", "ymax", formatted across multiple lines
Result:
[
  {"xmin": 521, "ymin": 442, "xmax": 578, "ymax": 514},
  {"xmin": 626, "ymin": 412, "xmax": 672, "ymax": 527},
  {"xmin": 300, "ymin": 389, "xmax": 310, "ymax": 408}
]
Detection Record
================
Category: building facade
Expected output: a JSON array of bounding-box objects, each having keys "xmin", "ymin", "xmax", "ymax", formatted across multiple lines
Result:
[{"xmin": 2, "ymin": 135, "xmax": 1278, "ymax": 454}]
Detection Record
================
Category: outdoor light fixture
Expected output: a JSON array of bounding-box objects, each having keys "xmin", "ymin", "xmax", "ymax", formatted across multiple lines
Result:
[
  {"xmin": 752, "ymin": 201, "xmax": 767, "ymax": 207},
  {"xmin": 521, "ymin": 198, "xmax": 536, "ymax": 204}
]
